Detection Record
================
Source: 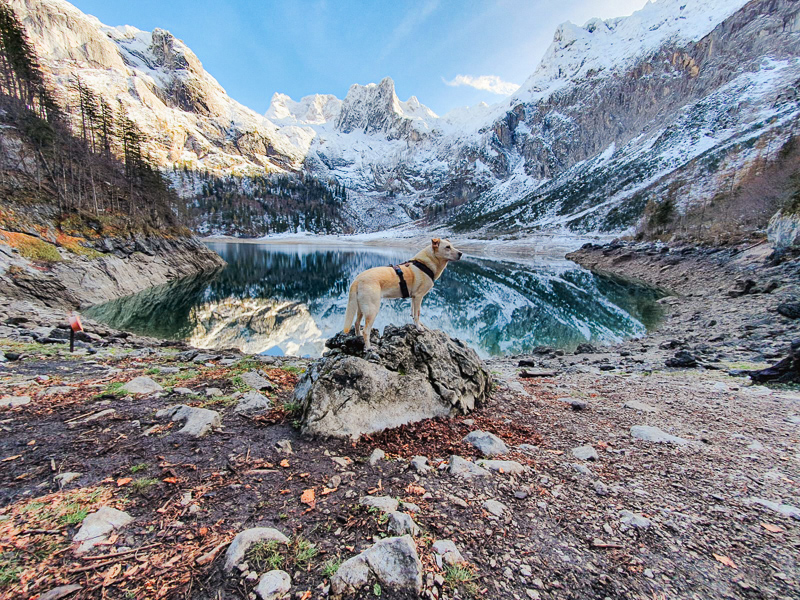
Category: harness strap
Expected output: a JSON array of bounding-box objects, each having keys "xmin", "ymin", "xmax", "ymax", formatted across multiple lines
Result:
[
  {"xmin": 409, "ymin": 259, "xmax": 435, "ymax": 282},
  {"xmin": 390, "ymin": 264, "xmax": 410, "ymax": 298}
]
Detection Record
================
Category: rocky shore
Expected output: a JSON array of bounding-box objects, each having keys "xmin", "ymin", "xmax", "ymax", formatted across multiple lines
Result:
[{"xmin": 0, "ymin": 240, "xmax": 798, "ymax": 600}]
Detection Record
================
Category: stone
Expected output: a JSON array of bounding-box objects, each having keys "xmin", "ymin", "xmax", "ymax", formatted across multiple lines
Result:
[
  {"xmin": 431, "ymin": 539, "xmax": 466, "ymax": 567},
  {"xmin": 235, "ymin": 391, "xmax": 271, "ymax": 414},
  {"xmin": 37, "ymin": 386, "xmax": 75, "ymax": 398},
  {"xmin": 575, "ymin": 343, "xmax": 597, "ymax": 354},
  {"xmin": 54, "ymin": 472, "xmax": 82, "ymax": 489},
  {"xmin": 571, "ymin": 463, "xmax": 593, "ymax": 477},
  {"xmin": 619, "ymin": 510, "xmax": 651, "ymax": 529},
  {"xmin": 295, "ymin": 326, "xmax": 491, "ymax": 439},
  {"xmin": 275, "ymin": 439, "xmax": 293, "ymax": 454},
  {"xmin": 193, "ymin": 353, "xmax": 220, "ymax": 363},
  {"xmin": 2, "ymin": 395, "xmax": 31, "ymax": 407},
  {"xmin": 369, "ymin": 448, "xmax": 385, "ymax": 466},
  {"xmin": 593, "ymin": 481, "xmax": 609, "ymax": 496},
  {"xmin": 448, "ymin": 494, "xmax": 468, "ymax": 508},
  {"xmin": 239, "ymin": 370, "xmax": 275, "ymax": 391},
  {"xmin": 665, "ymin": 351, "xmax": 698, "ymax": 368},
  {"xmin": 224, "ymin": 528, "xmax": 289, "ymax": 571},
  {"xmin": 572, "ymin": 445, "xmax": 599, "ymax": 461},
  {"xmin": 360, "ymin": 496, "xmax": 399, "ymax": 513},
  {"xmin": 630, "ymin": 425, "xmax": 693, "ymax": 445},
  {"xmin": 623, "ymin": 400, "xmax": 657, "ymax": 412},
  {"xmin": 173, "ymin": 387, "xmax": 194, "ymax": 395},
  {"xmin": 476, "ymin": 459, "xmax": 527, "ymax": 475},
  {"xmin": 205, "ymin": 387, "xmax": 223, "ymax": 397},
  {"xmin": 37, "ymin": 584, "xmax": 83, "ymax": 600},
  {"xmin": 448, "ymin": 455, "xmax": 490, "ymax": 479},
  {"xmin": 777, "ymin": 303, "xmax": 800, "ymax": 319},
  {"xmin": 74, "ymin": 507, "xmax": 133, "ymax": 554},
  {"xmin": 747, "ymin": 497, "xmax": 800, "ymax": 520},
  {"xmin": 387, "ymin": 511, "xmax": 420, "ymax": 536},
  {"xmin": 84, "ymin": 409, "xmax": 116, "ymax": 422},
  {"xmin": 558, "ymin": 397, "xmax": 587, "ymax": 410},
  {"xmin": 255, "ymin": 570, "xmax": 291, "ymax": 600},
  {"xmin": 121, "ymin": 377, "xmax": 163, "ymax": 395},
  {"xmin": 331, "ymin": 535, "xmax": 422, "ymax": 596},
  {"xmin": 462, "ymin": 430, "xmax": 509, "ymax": 456},
  {"xmin": 401, "ymin": 502, "xmax": 420, "ymax": 513},
  {"xmin": 483, "ymin": 499, "xmax": 508, "ymax": 517},
  {"xmin": 155, "ymin": 404, "xmax": 221, "ymax": 437},
  {"xmin": 410, "ymin": 456, "xmax": 431, "ymax": 474}
]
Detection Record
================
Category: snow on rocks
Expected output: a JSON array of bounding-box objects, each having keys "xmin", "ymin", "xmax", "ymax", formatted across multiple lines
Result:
[
  {"xmin": 359, "ymin": 496, "xmax": 398, "ymax": 514},
  {"xmin": 448, "ymin": 455, "xmax": 491, "ymax": 479},
  {"xmin": 572, "ymin": 445, "xmax": 599, "ymax": 461},
  {"xmin": 255, "ymin": 570, "xmax": 291, "ymax": 600},
  {"xmin": 155, "ymin": 404, "xmax": 221, "ymax": 437},
  {"xmin": 462, "ymin": 430, "xmax": 509, "ymax": 456},
  {"xmin": 330, "ymin": 535, "xmax": 422, "ymax": 597},
  {"xmin": 234, "ymin": 391, "xmax": 271, "ymax": 414},
  {"xmin": 223, "ymin": 528, "xmax": 289, "ymax": 572},
  {"xmin": 431, "ymin": 539, "xmax": 466, "ymax": 567},
  {"xmin": 73, "ymin": 507, "xmax": 133, "ymax": 555},
  {"xmin": 121, "ymin": 376, "xmax": 163, "ymax": 395},
  {"xmin": 630, "ymin": 425, "xmax": 694, "ymax": 445}
]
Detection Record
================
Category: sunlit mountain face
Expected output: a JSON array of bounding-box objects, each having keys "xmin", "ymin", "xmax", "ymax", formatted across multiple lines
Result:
[{"xmin": 86, "ymin": 243, "xmax": 664, "ymax": 358}]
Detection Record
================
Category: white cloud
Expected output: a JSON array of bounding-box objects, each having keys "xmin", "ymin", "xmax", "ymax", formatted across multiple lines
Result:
[{"xmin": 443, "ymin": 74, "xmax": 520, "ymax": 96}]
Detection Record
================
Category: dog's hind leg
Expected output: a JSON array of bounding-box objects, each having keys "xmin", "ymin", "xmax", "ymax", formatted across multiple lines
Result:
[
  {"xmin": 363, "ymin": 309, "xmax": 377, "ymax": 350},
  {"xmin": 354, "ymin": 308, "xmax": 363, "ymax": 336},
  {"xmin": 342, "ymin": 281, "xmax": 359, "ymax": 334}
]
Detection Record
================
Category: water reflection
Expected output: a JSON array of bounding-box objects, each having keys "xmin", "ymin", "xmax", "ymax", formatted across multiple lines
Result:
[{"xmin": 86, "ymin": 242, "xmax": 663, "ymax": 357}]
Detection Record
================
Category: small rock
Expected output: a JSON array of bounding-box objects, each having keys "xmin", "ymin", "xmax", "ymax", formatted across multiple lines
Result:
[
  {"xmin": 476, "ymin": 459, "xmax": 527, "ymax": 475},
  {"xmin": 36, "ymin": 584, "xmax": 83, "ymax": 600},
  {"xmin": 255, "ymin": 569, "xmax": 291, "ymax": 600},
  {"xmin": 156, "ymin": 404, "xmax": 221, "ymax": 437},
  {"xmin": 84, "ymin": 408, "xmax": 116, "ymax": 422},
  {"xmin": 235, "ymin": 391, "xmax": 271, "ymax": 414},
  {"xmin": 173, "ymin": 387, "xmax": 194, "ymax": 395},
  {"xmin": 331, "ymin": 535, "xmax": 422, "ymax": 595},
  {"xmin": 593, "ymin": 481, "xmax": 609, "ymax": 496},
  {"xmin": 462, "ymin": 430, "xmax": 509, "ymax": 456},
  {"xmin": 747, "ymin": 497, "xmax": 800, "ymax": 520},
  {"xmin": 623, "ymin": 400, "xmax": 657, "ymax": 412},
  {"xmin": 387, "ymin": 511, "xmax": 420, "ymax": 536},
  {"xmin": 665, "ymin": 351, "xmax": 697, "ymax": 368},
  {"xmin": 777, "ymin": 302, "xmax": 800, "ymax": 319},
  {"xmin": 448, "ymin": 455, "xmax": 490, "ymax": 479},
  {"xmin": 401, "ymin": 502, "xmax": 420, "ymax": 513},
  {"xmin": 275, "ymin": 439, "xmax": 293, "ymax": 454},
  {"xmin": 483, "ymin": 499, "xmax": 508, "ymax": 517},
  {"xmin": 448, "ymin": 494, "xmax": 468, "ymax": 508},
  {"xmin": 37, "ymin": 386, "xmax": 75, "ymax": 399},
  {"xmin": 410, "ymin": 456, "xmax": 431, "ymax": 474},
  {"xmin": 121, "ymin": 377, "xmax": 163, "ymax": 395},
  {"xmin": 644, "ymin": 568, "xmax": 654, "ymax": 579},
  {"xmin": 2, "ymin": 395, "xmax": 31, "ymax": 407},
  {"xmin": 360, "ymin": 496, "xmax": 399, "ymax": 513},
  {"xmin": 572, "ymin": 445, "xmax": 599, "ymax": 461},
  {"xmin": 74, "ymin": 507, "xmax": 133, "ymax": 554},
  {"xmin": 205, "ymin": 387, "xmax": 223, "ymax": 397},
  {"xmin": 431, "ymin": 539, "xmax": 466, "ymax": 567},
  {"xmin": 54, "ymin": 472, "xmax": 82, "ymax": 489},
  {"xmin": 240, "ymin": 370, "xmax": 275, "ymax": 391},
  {"xmin": 224, "ymin": 528, "xmax": 289, "ymax": 571},
  {"xmin": 327, "ymin": 475, "xmax": 342, "ymax": 489},
  {"xmin": 619, "ymin": 510, "xmax": 651, "ymax": 529},
  {"xmin": 369, "ymin": 448, "xmax": 385, "ymax": 466},
  {"xmin": 571, "ymin": 463, "xmax": 593, "ymax": 477},
  {"xmin": 558, "ymin": 397, "xmax": 587, "ymax": 410},
  {"xmin": 630, "ymin": 425, "xmax": 692, "ymax": 445}
]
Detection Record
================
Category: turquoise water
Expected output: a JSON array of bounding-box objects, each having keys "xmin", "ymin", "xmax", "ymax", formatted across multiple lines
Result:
[{"xmin": 85, "ymin": 242, "xmax": 663, "ymax": 357}]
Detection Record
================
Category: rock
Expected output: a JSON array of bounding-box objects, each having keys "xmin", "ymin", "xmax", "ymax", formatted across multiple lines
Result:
[
  {"xmin": 571, "ymin": 463, "xmax": 593, "ymax": 477},
  {"xmin": 224, "ymin": 528, "xmax": 289, "ymax": 571},
  {"xmin": 387, "ymin": 511, "xmax": 420, "ymax": 536},
  {"xmin": 193, "ymin": 353, "xmax": 220, "ymax": 363},
  {"xmin": 665, "ymin": 351, "xmax": 698, "ymax": 368},
  {"xmin": 121, "ymin": 377, "xmax": 163, "ymax": 395},
  {"xmin": 476, "ymin": 459, "xmax": 527, "ymax": 475},
  {"xmin": 463, "ymin": 430, "xmax": 509, "ymax": 456},
  {"xmin": 255, "ymin": 570, "xmax": 291, "ymax": 600},
  {"xmin": 572, "ymin": 445, "xmax": 599, "ymax": 461},
  {"xmin": 483, "ymin": 499, "xmax": 508, "ymax": 517},
  {"xmin": 431, "ymin": 539, "xmax": 466, "ymax": 567},
  {"xmin": 401, "ymin": 502, "xmax": 420, "ymax": 513},
  {"xmin": 173, "ymin": 387, "xmax": 194, "ymax": 395},
  {"xmin": 630, "ymin": 425, "xmax": 693, "ymax": 445},
  {"xmin": 295, "ymin": 325, "xmax": 491, "ymax": 439},
  {"xmin": 331, "ymin": 535, "xmax": 422, "ymax": 596},
  {"xmin": 518, "ymin": 443, "xmax": 538, "ymax": 453},
  {"xmin": 155, "ymin": 404, "xmax": 221, "ymax": 437},
  {"xmin": 747, "ymin": 497, "xmax": 800, "ymax": 520},
  {"xmin": 558, "ymin": 397, "xmax": 587, "ymax": 410},
  {"xmin": 369, "ymin": 448, "xmax": 385, "ymax": 466},
  {"xmin": 37, "ymin": 386, "xmax": 75, "ymax": 398},
  {"xmin": 205, "ymin": 387, "xmax": 223, "ymax": 397},
  {"xmin": 448, "ymin": 494, "xmax": 468, "ymax": 508},
  {"xmin": 2, "ymin": 395, "xmax": 31, "ymax": 407},
  {"xmin": 619, "ymin": 510, "xmax": 651, "ymax": 529},
  {"xmin": 54, "ymin": 472, "xmax": 82, "ymax": 489},
  {"xmin": 593, "ymin": 481, "xmax": 609, "ymax": 496},
  {"xmin": 275, "ymin": 439, "xmax": 293, "ymax": 454},
  {"xmin": 235, "ymin": 391, "xmax": 271, "ymax": 414},
  {"xmin": 410, "ymin": 456, "xmax": 430, "ymax": 474},
  {"xmin": 239, "ymin": 370, "xmax": 275, "ymax": 391},
  {"xmin": 360, "ymin": 496, "xmax": 398, "ymax": 513},
  {"xmin": 777, "ymin": 303, "xmax": 800, "ymax": 319},
  {"xmin": 575, "ymin": 343, "xmax": 597, "ymax": 354},
  {"xmin": 73, "ymin": 507, "xmax": 133, "ymax": 554},
  {"xmin": 37, "ymin": 584, "xmax": 83, "ymax": 600},
  {"xmin": 84, "ymin": 408, "xmax": 116, "ymax": 422},
  {"xmin": 623, "ymin": 400, "xmax": 657, "ymax": 412},
  {"xmin": 448, "ymin": 455, "xmax": 490, "ymax": 479}
]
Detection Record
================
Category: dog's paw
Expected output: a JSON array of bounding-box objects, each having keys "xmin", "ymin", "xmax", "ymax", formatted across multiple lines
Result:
[
  {"xmin": 415, "ymin": 323, "xmax": 426, "ymax": 332},
  {"xmin": 364, "ymin": 349, "xmax": 381, "ymax": 362}
]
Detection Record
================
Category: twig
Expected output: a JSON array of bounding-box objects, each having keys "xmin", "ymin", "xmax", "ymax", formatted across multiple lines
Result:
[{"xmin": 82, "ymin": 543, "xmax": 161, "ymax": 560}]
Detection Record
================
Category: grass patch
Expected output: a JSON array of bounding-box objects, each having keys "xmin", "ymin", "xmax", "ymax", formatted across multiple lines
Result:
[
  {"xmin": 58, "ymin": 504, "xmax": 89, "ymax": 525},
  {"xmin": 0, "ymin": 553, "xmax": 22, "ymax": 587},
  {"xmin": 55, "ymin": 232, "xmax": 102, "ymax": 258},
  {"xmin": 0, "ymin": 230, "xmax": 61, "ymax": 262},
  {"xmin": 93, "ymin": 381, "xmax": 126, "ymax": 399},
  {"xmin": 282, "ymin": 365, "xmax": 304, "ymax": 374},
  {"xmin": 230, "ymin": 375, "xmax": 247, "ymax": 391},
  {"xmin": 248, "ymin": 536, "xmax": 319, "ymax": 572},
  {"xmin": 283, "ymin": 401, "xmax": 301, "ymax": 414},
  {"xmin": 145, "ymin": 367, "xmax": 161, "ymax": 375},
  {"xmin": 322, "ymin": 557, "xmax": 341, "ymax": 578},
  {"xmin": 130, "ymin": 463, "xmax": 148, "ymax": 473},
  {"xmin": 444, "ymin": 564, "xmax": 479, "ymax": 598},
  {"xmin": 200, "ymin": 395, "xmax": 237, "ymax": 408},
  {"xmin": 130, "ymin": 477, "xmax": 159, "ymax": 493}
]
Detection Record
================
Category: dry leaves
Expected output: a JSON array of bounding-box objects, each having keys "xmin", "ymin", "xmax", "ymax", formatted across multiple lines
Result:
[
  {"xmin": 300, "ymin": 488, "xmax": 316, "ymax": 509},
  {"xmin": 116, "ymin": 477, "xmax": 132, "ymax": 487},
  {"xmin": 712, "ymin": 553, "xmax": 737, "ymax": 569},
  {"xmin": 761, "ymin": 523, "xmax": 784, "ymax": 533}
]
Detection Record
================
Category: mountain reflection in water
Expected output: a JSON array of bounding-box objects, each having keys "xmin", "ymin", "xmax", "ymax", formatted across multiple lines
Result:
[{"xmin": 85, "ymin": 242, "xmax": 664, "ymax": 358}]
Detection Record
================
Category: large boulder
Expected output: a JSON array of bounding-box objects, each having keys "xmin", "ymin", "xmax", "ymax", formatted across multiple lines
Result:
[{"xmin": 295, "ymin": 325, "xmax": 491, "ymax": 439}]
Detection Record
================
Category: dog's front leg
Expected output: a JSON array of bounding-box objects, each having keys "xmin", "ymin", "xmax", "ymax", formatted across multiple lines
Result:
[{"xmin": 412, "ymin": 295, "xmax": 424, "ymax": 331}]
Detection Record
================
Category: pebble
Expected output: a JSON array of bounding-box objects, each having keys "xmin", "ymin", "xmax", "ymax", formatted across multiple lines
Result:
[
  {"xmin": 368, "ymin": 448, "xmax": 385, "ymax": 466},
  {"xmin": 630, "ymin": 425, "xmax": 693, "ymax": 445},
  {"xmin": 255, "ymin": 570, "xmax": 291, "ymax": 600},
  {"xmin": 559, "ymin": 397, "xmax": 588, "ymax": 410},
  {"xmin": 619, "ymin": 510, "xmax": 652, "ymax": 529},
  {"xmin": 483, "ymin": 499, "xmax": 508, "ymax": 517},
  {"xmin": 572, "ymin": 445, "xmax": 599, "ymax": 461},
  {"xmin": 462, "ymin": 430, "xmax": 509, "ymax": 456},
  {"xmin": 360, "ymin": 495, "xmax": 399, "ymax": 513},
  {"xmin": 204, "ymin": 387, "xmax": 223, "ymax": 397},
  {"xmin": 410, "ymin": 456, "xmax": 431, "ymax": 474},
  {"xmin": 73, "ymin": 507, "xmax": 133, "ymax": 554},
  {"xmin": 121, "ymin": 377, "xmax": 163, "ymax": 395}
]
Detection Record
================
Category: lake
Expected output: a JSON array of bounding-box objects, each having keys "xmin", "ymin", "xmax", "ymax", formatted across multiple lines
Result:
[{"xmin": 85, "ymin": 242, "xmax": 664, "ymax": 358}]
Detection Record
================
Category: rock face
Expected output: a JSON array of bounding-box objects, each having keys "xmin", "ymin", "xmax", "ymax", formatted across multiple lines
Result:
[{"xmin": 294, "ymin": 326, "xmax": 492, "ymax": 439}]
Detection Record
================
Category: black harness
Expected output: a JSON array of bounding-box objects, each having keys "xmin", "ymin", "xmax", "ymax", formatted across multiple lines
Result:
[{"xmin": 389, "ymin": 260, "xmax": 436, "ymax": 298}]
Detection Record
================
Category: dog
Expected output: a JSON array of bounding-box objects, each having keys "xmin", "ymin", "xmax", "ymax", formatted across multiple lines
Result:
[{"xmin": 343, "ymin": 238, "xmax": 463, "ymax": 350}]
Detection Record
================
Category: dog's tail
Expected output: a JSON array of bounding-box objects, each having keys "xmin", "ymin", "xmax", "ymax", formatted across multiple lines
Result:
[{"xmin": 343, "ymin": 280, "xmax": 358, "ymax": 333}]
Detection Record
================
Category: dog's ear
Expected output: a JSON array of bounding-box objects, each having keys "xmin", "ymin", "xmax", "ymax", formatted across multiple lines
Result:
[{"xmin": 431, "ymin": 238, "xmax": 441, "ymax": 251}]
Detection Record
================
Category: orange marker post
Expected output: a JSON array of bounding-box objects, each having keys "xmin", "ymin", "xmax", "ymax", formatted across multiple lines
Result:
[{"xmin": 69, "ymin": 314, "xmax": 83, "ymax": 353}]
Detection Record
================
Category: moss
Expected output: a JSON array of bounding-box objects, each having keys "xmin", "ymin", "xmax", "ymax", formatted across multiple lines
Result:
[
  {"xmin": 55, "ymin": 232, "xmax": 103, "ymax": 258},
  {"xmin": 0, "ymin": 230, "xmax": 61, "ymax": 262}
]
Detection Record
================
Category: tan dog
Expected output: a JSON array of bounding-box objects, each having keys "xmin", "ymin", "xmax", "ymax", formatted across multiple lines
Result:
[{"xmin": 343, "ymin": 238, "xmax": 463, "ymax": 349}]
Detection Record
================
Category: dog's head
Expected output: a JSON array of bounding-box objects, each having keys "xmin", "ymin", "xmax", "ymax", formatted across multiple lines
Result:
[{"xmin": 431, "ymin": 238, "xmax": 463, "ymax": 261}]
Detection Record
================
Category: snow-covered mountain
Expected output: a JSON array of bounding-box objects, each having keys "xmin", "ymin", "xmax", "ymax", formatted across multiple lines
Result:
[{"xmin": 8, "ymin": 0, "xmax": 800, "ymax": 237}]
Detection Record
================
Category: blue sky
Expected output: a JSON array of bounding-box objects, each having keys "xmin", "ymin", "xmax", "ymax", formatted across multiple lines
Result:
[{"xmin": 70, "ymin": 0, "xmax": 649, "ymax": 116}]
